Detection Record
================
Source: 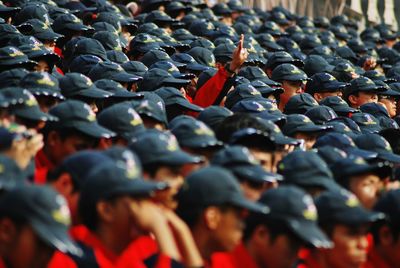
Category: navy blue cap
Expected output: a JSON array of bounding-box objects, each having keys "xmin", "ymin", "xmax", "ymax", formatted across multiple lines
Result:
[
  {"xmin": 330, "ymin": 117, "xmax": 363, "ymax": 135},
  {"xmin": 188, "ymin": 19, "xmax": 216, "ymax": 38},
  {"xmin": 319, "ymin": 96, "xmax": 359, "ymax": 115},
  {"xmin": 129, "ymin": 33, "xmax": 165, "ymax": 54},
  {"xmin": 256, "ymin": 119, "xmax": 301, "ymax": 146},
  {"xmin": 197, "ymin": 106, "xmax": 233, "ymax": 132},
  {"xmin": 94, "ymin": 79, "xmax": 142, "ymax": 100},
  {"xmin": 52, "ymin": 13, "xmax": 91, "ymax": 34},
  {"xmin": 303, "ymin": 55, "xmax": 334, "ymax": 77},
  {"xmin": 149, "ymin": 61, "xmax": 195, "ymax": 80},
  {"xmin": 14, "ymin": 3, "xmax": 51, "ymax": 25},
  {"xmin": 0, "ymin": 185, "xmax": 80, "ymax": 255},
  {"xmin": 277, "ymin": 150, "xmax": 340, "ymax": 191},
  {"xmin": 176, "ymin": 166, "xmax": 269, "ymax": 213},
  {"xmin": 229, "ymin": 127, "xmax": 276, "ymax": 147},
  {"xmin": 211, "ymin": 145, "xmax": 282, "ymax": 183},
  {"xmin": 354, "ymin": 133, "xmax": 400, "ymax": 163},
  {"xmin": 20, "ymin": 72, "xmax": 64, "ymax": 100},
  {"xmin": 121, "ymin": 61, "xmax": 149, "ymax": 77},
  {"xmin": 350, "ymin": 112, "xmax": 382, "ymax": 134},
  {"xmin": 305, "ymin": 106, "xmax": 338, "ymax": 125},
  {"xmin": 305, "ymin": 72, "xmax": 348, "ymax": 95},
  {"xmin": 265, "ymin": 51, "xmax": 304, "ymax": 70},
  {"xmin": 315, "ymin": 189, "xmax": 385, "ymax": 225},
  {"xmin": 282, "ymin": 114, "xmax": 332, "ymax": 137},
  {"xmin": 325, "ymin": 121, "xmax": 357, "ymax": 139},
  {"xmin": 186, "ymin": 46, "xmax": 216, "ymax": 68},
  {"xmin": 139, "ymin": 68, "xmax": 190, "ymax": 92},
  {"xmin": 68, "ymin": 55, "xmax": 103, "ymax": 76},
  {"xmin": 131, "ymin": 98, "xmax": 168, "ymax": 125},
  {"xmin": 59, "ymin": 73, "xmax": 111, "ymax": 99},
  {"xmin": 154, "ymin": 87, "xmax": 202, "ymax": 112},
  {"xmin": 231, "ymin": 99, "xmax": 286, "ymax": 124},
  {"xmin": 238, "ymin": 66, "xmax": 281, "ymax": 87},
  {"xmin": 256, "ymin": 186, "xmax": 333, "ymax": 248},
  {"xmin": 129, "ymin": 129, "xmax": 202, "ymax": 165},
  {"xmin": 344, "ymin": 76, "xmax": 387, "ymax": 97},
  {"xmin": 0, "ymin": 154, "xmax": 26, "ymax": 191},
  {"xmin": 170, "ymin": 53, "xmax": 210, "ymax": 72},
  {"xmin": 314, "ymin": 132, "xmax": 377, "ymax": 159},
  {"xmin": 224, "ymin": 83, "xmax": 264, "ymax": 109},
  {"xmin": 0, "ymin": 46, "xmax": 37, "ymax": 70},
  {"xmin": 315, "ymin": 145, "xmax": 348, "ymax": 167},
  {"xmin": 88, "ymin": 62, "xmax": 143, "ymax": 83},
  {"xmin": 97, "ymin": 102, "xmax": 145, "ymax": 140},
  {"xmin": 73, "ymin": 38, "xmax": 107, "ymax": 61},
  {"xmin": 0, "ymin": 68, "xmax": 29, "ymax": 89},
  {"xmin": 1, "ymin": 87, "xmax": 58, "ymax": 122},
  {"xmin": 250, "ymin": 80, "xmax": 284, "ymax": 97},
  {"xmin": 374, "ymin": 189, "xmax": 400, "ymax": 227},
  {"xmin": 283, "ymin": 93, "xmax": 319, "ymax": 115},
  {"xmin": 255, "ymin": 33, "xmax": 284, "ymax": 52},
  {"xmin": 141, "ymin": 50, "xmax": 186, "ymax": 69},
  {"xmin": 49, "ymin": 100, "xmax": 115, "ymax": 138},
  {"xmin": 170, "ymin": 118, "xmax": 223, "ymax": 149},
  {"xmin": 271, "ymin": 63, "xmax": 307, "ymax": 82},
  {"xmin": 18, "ymin": 19, "xmax": 63, "ymax": 41}
]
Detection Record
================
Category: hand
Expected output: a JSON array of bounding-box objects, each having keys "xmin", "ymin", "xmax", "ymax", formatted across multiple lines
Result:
[
  {"xmin": 229, "ymin": 34, "xmax": 248, "ymax": 73},
  {"xmin": 363, "ymin": 57, "xmax": 377, "ymax": 71},
  {"xmin": 127, "ymin": 199, "xmax": 167, "ymax": 232}
]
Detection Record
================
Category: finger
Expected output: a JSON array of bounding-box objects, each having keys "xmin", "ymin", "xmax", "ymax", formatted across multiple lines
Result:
[{"xmin": 238, "ymin": 34, "xmax": 244, "ymax": 51}]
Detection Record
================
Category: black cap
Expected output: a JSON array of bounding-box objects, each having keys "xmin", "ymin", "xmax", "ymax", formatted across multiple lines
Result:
[
  {"xmin": 271, "ymin": 63, "xmax": 308, "ymax": 82},
  {"xmin": 197, "ymin": 106, "xmax": 233, "ymax": 132},
  {"xmin": 224, "ymin": 83, "xmax": 264, "ymax": 109},
  {"xmin": 49, "ymin": 100, "xmax": 115, "ymax": 138},
  {"xmin": 186, "ymin": 46, "xmax": 216, "ymax": 68},
  {"xmin": 170, "ymin": 53, "xmax": 210, "ymax": 72},
  {"xmin": 319, "ymin": 96, "xmax": 359, "ymax": 115},
  {"xmin": 265, "ymin": 51, "xmax": 304, "ymax": 70},
  {"xmin": 211, "ymin": 145, "xmax": 282, "ymax": 183},
  {"xmin": 231, "ymin": 99, "xmax": 286, "ymax": 124},
  {"xmin": 154, "ymin": 87, "xmax": 202, "ymax": 112},
  {"xmin": 88, "ymin": 62, "xmax": 143, "ymax": 83},
  {"xmin": 315, "ymin": 145, "xmax": 348, "ymax": 167},
  {"xmin": 139, "ymin": 68, "xmax": 190, "ymax": 92},
  {"xmin": 121, "ymin": 61, "xmax": 149, "ymax": 77},
  {"xmin": 52, "ymin": 13, "xmax": 91, "ymax": 34},
  {"xmin": 350, "ymin": 112, "xmax": 382, "ymax": 134},
  {"xmin": 129, "ymin": 129, "xmax": 202, "ymax": 165},
  {"xmin": 256, "ymin": 186, "xmax": 333, "ymax": 248},
  {"xmin": 314, "ymin": 132, "xmax": 378, "ymax": 159},
  {"xmin": 0, "ymin": 46, "xmax": 37, "ymax": 70},
  {"xmin": 68, "ymin": 55, "xmax": 103, "ymax": 76},
  {"xmin": 238, "ymin": 66, "xmax": 281, "ymax": 87},
  {"xmin": 374, "ymin": 189, "xmax": 400, "ymax": 227},
  {"xmin": 315, "ymin": 189, "xmax": 385, "ymax": 225},
  {"xmin": 305, "ymin": 106, "xmax": 338, "ymax": 125},
  {"xmin": 18, "ymin": 19, "xmax": 63, "ymax": 41},
  {"xmin": 354, "ymin": 133, "xmax": 400, "ymax": 163},
  {"xmin": 170, "ymin": 118, "xmax": 223, "ymax": 149},
  {"xmin": 141, "ymin": 50, "xmax": 185, "ymax": 69},
  {"xmin": 344, "ymin": 76, "xmax": 387, "ymax": 97},
  {"xmin": 0, "ymin": 68, "xmax": 28, "ymax": 89},
  {"xmin": 283, "ymin": 93, "xmax": 319, "ymax": 115},
  {"xmin": 277, "ymin": 150, "xmax": 341, "ymax": 191},
  {"xmin": 188, "ymin": 19, "xmax": 216, "ymax": 38},
  {"xmin": 97, "ymin": 102, "xmax": 145, "ymax": 140},
  {"xmin": 94, "ymin": 79, "xmax": 142, "ymax": 99},
  {"xmin": 132, "ymin": 98, "xmax": 168, "ymax": 125},
  {"xmin": 177, "ymin": 166, "xmax": 269, "ymax": 213},
  {"xmin": 213, "ymin": 43, "xmax": 235, "ymax": 62},
  {"xmin": 59, "ymin": 73, "xmax": 111, "ymax": 99},
  {"xmin": 20, "ymin": 72, "xmax": 64, "ymax": 100},
  {"xmin": 14, "ymin": 3, "xmax": 51, "ymax": 25},
  {"xmin": 0, "ymin": 185, "xmax": 80, "ymax": 255},
  {"xmin": 73, "ymin": 38, "xmax": 108, "ymax": 61},
  {"xmin": 305, "ymin": 72, "xmax": 348, "ymax": 95}
]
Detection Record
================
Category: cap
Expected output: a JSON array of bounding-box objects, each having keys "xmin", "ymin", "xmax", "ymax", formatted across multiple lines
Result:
[
  {"xmin": 238, "ymin": 66, "xmax": 281, "ymax": 87},
  {"xmin": 304, "ymin": 106, "xmax": 338, "ymax": 125},
  {"xmin": 197, "ymin": 106, "xmax": 233, "ymax": 132},
  {"xmin": 94, "ymin": 79, "xmax": 142, "ymax": 100},
  {"xmin": 350, "ymin": 112, "xmax": 382, "ymax": 134},
  {"xmin": 303, "ymin": 55, "xmax": 334, "ymax": 77},
  {"xmin": 170, "ymin": 53, "xmax": 210, "ymax": 72},
  {"xmin": 256, "ymin": 186, "xmax": 332, "ymax": 248},
  {"xmin": 52, "ymin": 13, "xmax": 91, "ymax": 34},
  {"xmin": 224, "ymin": 83, "xmax": 264, "ymax": 109},
  {"xmin": 271, "ymin": 63, "xmax": 307, "ymax": 82},
  {"xmin": 68, "ymin": 55, "xmax": 103, "ymax": 76},
  {"xmin": 314, "ymin": 132, "xmax": 378, "ymax": 159},
  {"xmin": 88, "ymin": 62, "xmax": 143, "ymax": 83},
  {"xmin": 0, "ymin": 46, "xmax": 37, "ymax": 70},
  {"xmin": 283, "ymin": 93, "xmax": 319, "ymax": 115},
  {"xmin": 265, "ymin": 51, "xmax": 304, "ymax": 70},
  {"xmin": 315, "ymin": 145, "xmax": 348, "ymax": 167},
  {"xmin": 231, "ymin": 99, "xmax": 286, "ymax": 124},
  {"xmin": 319, "ymin": 96, "xmax": 359, "ymax": 115},
  {"xmin": 278, "ymin": 150, "xmax": 339, "ymax": 191},
  {"xmin": 59, "ymin": 73, "xmax": 111, "ymax": 99},
  {"xmin": 0, "ymin": 68, "xmax": 28, "ymax": 89},
  {"xmin": 0, "ymin": 185, "xmax": 80, "ymax": 255},
  {"xmin": 170, "ymin": 118, "xmax": 223, "ymax": 149},
  {"xmin": 374, "ymin": 189, "xmax": 400, "ymax": 227},
  {"xmin": 305, "ymin": 73, "xmax": 348, "ymax": 95},
  {"xmin": 139, "ymin": 68, "xmax": 190, "ymax": 92},
  {"xmin": 354, "ymin": 134, "xmax": 400, "ymax": 163},
  {"xmin": 132, "ymin": 99, "xmax": 168, "ymax": 125},
  {"xmin": 49, "ymin": 100, "xmax": 115, "ymax": 138},
  {"xmin": 121, "ymin": 61, "xmax": 149, "ymax": 77},
  {"xmin": 0, "ymin": 153, "xmax": 26, "ymax": 191},
  {"xmin": 316, "ymin": 189, "xmax": 385, "ymax": 226},
  {"xmin": 176, "ymin": 166, "xmax": 269, "ymax": 213},
  {"xmin": 211, "ymin": 145, "xmax": 282, "ymax": 183},
  {"xmin": 129, "ymin": 129, "xmax": 202, "ymax": 166},
  {"xmin": 154, "ymin": 87, "xmax": 202, "ymax": 112},
  {"xmin": 141, "ymin": 50, "xmax": 186, "ymax": 69},
  {"xmin": 186, "ymin": 46, "xmax": 216, "ymax": 68},
  {"xmin": 97, "ymin": 102, "xmax": 145, "ymax": 140},
  {"xmin": 18, "ymin": 19, "xmax": 63, "ymax": 41},
  {"xmin": 20, "ymin": 72, "xmax": 64, "ymax": 100},
  {"xmin": 73, "ymin": 38, "xmax": 108, "ymax": 61},
  {"xmin": 344, "ymin": 76, "xmax": 387, "ymax": 97}
]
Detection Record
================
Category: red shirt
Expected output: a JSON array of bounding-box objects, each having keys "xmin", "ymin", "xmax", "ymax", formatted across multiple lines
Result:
[
  {"xmin": 365, "ymin": 248, "xmax": 391, "ymax": 268},
  {"xmin": 47, "ymin": 251, "xmax": 77, "ymax": 268},
  {"xmin": 34, "ymin": 148, "xmax": 55, "ymax": 184},
  {"xmin": 193, "ymin": 67, "xmax": 230, "ymax": 108},
  {"xmin": 296, "ymin": 249, "xmax": 323, "ymax": 268},
  {"xmin": 218, "ymin": 243, "xmax": 259, "ymax": 268}
]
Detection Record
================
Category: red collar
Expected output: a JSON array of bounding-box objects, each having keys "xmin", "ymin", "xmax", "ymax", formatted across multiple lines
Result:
[
  {"xmin": 227, "ymin": 243, "xmax": 259, "ymax": 268},
  {"xmin": 35, "ymin": 148, "xmax": 55, "ymax": 170}
]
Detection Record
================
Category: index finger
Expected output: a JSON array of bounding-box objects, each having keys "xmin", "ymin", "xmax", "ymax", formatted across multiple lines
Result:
[{"xmin": 238, "ymin": 34, "xmax": 244, "ymax": 50}]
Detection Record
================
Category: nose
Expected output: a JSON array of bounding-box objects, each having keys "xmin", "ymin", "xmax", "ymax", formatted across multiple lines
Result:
[{"xmin": 357, "ymin": 235, "xmax": 369, "ymax": 250}]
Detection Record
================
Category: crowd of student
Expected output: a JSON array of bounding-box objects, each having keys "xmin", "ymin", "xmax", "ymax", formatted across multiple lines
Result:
[{"xmin": 0, "ymin": 0, "xmax": 400, "ymax": 267}]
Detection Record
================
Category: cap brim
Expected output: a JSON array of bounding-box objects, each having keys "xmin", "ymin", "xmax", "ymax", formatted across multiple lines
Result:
[
  {"xmin": 186, "ymin": 63, "xmax": 210, "ymax": 72},
  {"xmin": 111, "ymin": 72, "xmax": 143, "ymax": 83},
  {"xmin": 154, "ymin": 150, "xmax": 203, "ymax": 165},
  {"xmin": 74, "ymin": 122, "xmax": 116, "ymax": 139},
  {"xmin": 232, "ymin": 165, "xmax": 283, "ymax": 183},
  {"xmin": 77, "ymin": 87, "xmax": 112, "ymax": 99},
  {"xmin": 180, "ymin": 137, "xmax": 223, "ymax": 149},
  {"xmin": 297, "ymin": 125, "xmax": 332, "ymax": 133},
  {"xmin": 14, "ymin": 107, "xmax": 58, "ymax": 122},
  {"xmin": 287, "ymin": 218, "xmax": 333, "ymax": 248},
  {"xmin": 31, "ymin": 219, "xmax": 81, "ymax": 256},
  {"xmin": 230, "ymin": 195, "xmax": 270, "ymax": 214},
  {"xmin": 378, "ymin": 152, "xmax": 400, "ymax": 163},
  {"xmin": 175, "ymin": 98, "xmax": 203, "ymax": 112},
  {"xmin": 163, "ymin": 77, "xmax": 191, "ymax": 87},
  {"xmin": 111, "ymin": 91, "xmax": 143, "ymax": 99},
  {"xmin": 28, "ymin": 88, "xmax": 65, "ymax": 100},
  {"xmin": 111, "ymin": 179, "xmax": 169, "ymax": 197},
  {"xmin": 346, "ymin": 148, "xmax": 378, "ymax": 159},
  {"xmin": 275, "ymin": 134, "xmax": 301, "ymax": 145},
  {"xmin": 258, "ymin": 77, "xmax": 282, "ymax": 87},
  {"xmin": 35, "ymin": 31, "xmax": 63, "ymax": 41},
  {"xmin": 334, "ymin": 208, "xmax": 385, "ymax": 226}
]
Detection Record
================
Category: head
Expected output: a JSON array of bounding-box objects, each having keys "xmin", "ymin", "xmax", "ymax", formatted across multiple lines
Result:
[
  {"xmin": 292, "ymin": 131, "xmax": 319, "ymax": 150},
  {"xmin": 346, "ymin": 91, "xmax": 378, "ymax": 109},
  {"xmin": 378, "ymin": 95, "xmax": 398, "ymax": 118},
  {"xmin": 279, "ymin": 79, "xmax": 305, "ymax": 110}
]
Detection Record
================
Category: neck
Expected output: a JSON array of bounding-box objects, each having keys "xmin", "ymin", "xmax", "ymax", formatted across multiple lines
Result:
[
  {"xmin": 244, "ymin": 240, "xmax": 264, "ymax": 268},
  {"xmin": 191, "ymin": 226, "xmax": 214, "ymax": 261},
  {"xmin": 95, "ymin": 224, "xmax": 127, "ymax": 256},
  {"xmin": 310, "ymin": 249, "xmax": 332, "ymax": 268},
  {"xmin": 375, "ymin": 245, "xmax": 397, "ymax": 268}
]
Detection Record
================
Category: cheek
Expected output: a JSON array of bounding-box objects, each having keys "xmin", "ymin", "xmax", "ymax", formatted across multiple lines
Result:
[{"xmin": 215, "ymin": 216, "xmax": 243, "ymax": 251}]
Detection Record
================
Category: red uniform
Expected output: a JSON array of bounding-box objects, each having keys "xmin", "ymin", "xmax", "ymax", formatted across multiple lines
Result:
[
  {"xmin": 214, "ymin": 243, "xmax": 259, "ymax": 268},
  {"xmin": 193, "ymin": 67, "xmax": 231, "ymax": 108},
  {"xmin": 34, "ymin": 148, "xmax": 56, "ymax": 184}
]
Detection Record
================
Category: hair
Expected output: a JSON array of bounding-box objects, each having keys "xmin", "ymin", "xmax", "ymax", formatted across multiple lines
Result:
[
  {"xmin": 142, "ymin": 163, "xmax": 182, "ymax": 178},
  {"xmin": 46, "ymin": 167, "xmax": 80, "ymax": 193},
  {"xmin": 243, "ymin": 214, "xmax": 294, "ymax": 242},
  {"xmin": 370, "ymin": 219, "xmax": 400, "ymax": 245}
]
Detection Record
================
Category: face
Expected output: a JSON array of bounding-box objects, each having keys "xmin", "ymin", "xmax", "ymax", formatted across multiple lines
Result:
[
  {"xmin": 152, "ymin": 165, "xmax": 184, "ymax": 210},
  {"xmin": 280, "ymin": 80, "xmax": 305, "ymax": 110},
  {"xmin": 36, "ymin": 96, "xmax": 59, "ymax": 113},
  {"xmin": 0, "ymin": 223, "xmax": 55, "ymax": 268},
  {"xmin": 248, "ymin": 148, "xmax": 275, "ymax": 172},
  {"xmin": 315, "ymin": 91, "xmax": 343, "ymax": 102},
  {"xmin": 349, "ymin": 92, "xmax": 378, "ymax": 108},
  {"xmin": 348, "ymin": 173, "xmax": 381, "ymax": 210},
  {"xmin": 293, "ymin": 132, "xmax": 318, "ymax": 151},
  {"xmin": 379, "ymin": 96, "xmax": 397, "ymax": 117},
  {"xmin": 211, "ymin": 206, "xmax": 245, "ymax": 252},
  {"xmin": 43, "ymin": 40, "xmax": 56, "ymax": 52},
  {"xmin": 34, "ymin": 60, "xmax": 50, "ymax": 73},
  {"xmin": 258, "ymin": 228, "xmax": 303, "ymax": 268},
  {"xmin": 240, "ymin": 180, "xmax": 273, "ymax": 201},
  {"xmin": 323, "ymin": 224, "xmax": 369, "ymax": 268}
]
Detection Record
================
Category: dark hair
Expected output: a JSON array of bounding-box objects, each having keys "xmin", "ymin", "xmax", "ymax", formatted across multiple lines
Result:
[
  {"xmin": 243, "ymin": 214, "xmax": 294, "ymax": 242},
  {"xmin": 142, "ymin": 163, "xmax": 182, "ymax": 178},
  {"xmin": 370, "ymin": 220, "xmax": 400, "ymax": 245},
  {"xmin": 46, "ymin": 167, "xmax": 80, "ymax": 193},
  {"xmin": 177, "ymin": 204, "xmax": 237, "ymax": 228}
]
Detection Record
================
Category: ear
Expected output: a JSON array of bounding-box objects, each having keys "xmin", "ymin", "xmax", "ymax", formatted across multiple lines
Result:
[
  {"xmin": 378, "ymin": 225, "xmax": 394, "ymax": 246},
  {"xmin": 203, "ymin": 206, "xmax": 221, "ymax": 230},
  {"xmin": 0, "ymin": 218, "xmax": 18, "ymax": 245},
  {"xmin": 252, "ymin": 225, "xmax": 270, "ymax": 246},
  {"xmin": 51, "ymin": 173, "xmax": 74, "ymax": 197},
  {"xmin": 47, "ymin": 130, "xmax": 61, "ymax": 147},
  {"xmin": 96, "ymin": 201, "xmax": 115, "ymax": 224},
  {"xmin": 348, "ymin": 95, "xmax": 358, "ymax": 107}
]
